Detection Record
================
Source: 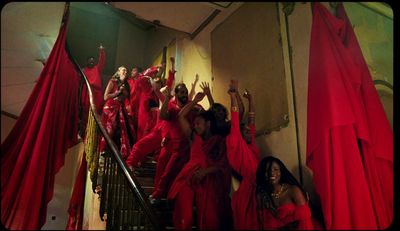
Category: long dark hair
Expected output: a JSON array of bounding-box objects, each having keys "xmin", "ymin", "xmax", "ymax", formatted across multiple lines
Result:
[
  {"xmin": 195, "ymin": 109, "xmax": 218, "ymax": 135},
  {"xmin": 210, "ymin": 103, "xmax": 228, "ymax": 121},
  {"xmin": 255, "ymin": 156, "xmax": 305, "ymax": 212}
]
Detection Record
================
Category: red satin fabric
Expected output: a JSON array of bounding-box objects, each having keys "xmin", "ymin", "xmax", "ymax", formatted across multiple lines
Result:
[
  {"xmin": 151, "ymin": 100, "xmax": 202, "ymax": 199},
  {"xmin": 142, "ymin": 66, "xmax": 158, "ymax": 77},
  {"xmin": 99, "ymin": 79, "xmax": 135, "ymax": 159},
  {"xmin": 228, "ymin": 111, "xmax": 314, "ymax": 230},
  {"xmin": 66, "ymin": 154, "xmax": 87, "ymax": 230},
  {"xmin": 226, "ymin": 111, "xmax": 260, "ymax": 229},
  {"xmin": 125, "ymin": 128, "xmax": 162, "ymax": 168},
  {"xmin": 168, "ymin": 135, "xmax": 231, "ymax": 230},
  {"xmin": 125, "ymin": 77, "xmax": 138, "ymax": 125},
  {"xmin": 260, "ymin": 203, "xmax": 314, "ymax": 230},
  {"xmin": 307, "ymin": 3, "xmax": 393, "ymax": 229},
  {"xmin": 0, "ymin": 17, "xmax": 80, "ymax": 229},
  {"xmin": 135, "ymin": 76, "xmax": 159, "ymax": 140}
]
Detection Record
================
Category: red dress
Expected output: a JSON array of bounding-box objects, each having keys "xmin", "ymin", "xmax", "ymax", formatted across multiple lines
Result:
[
  {"xmin": 81, "ymin": 49, "xmax": 105, "ymax": 119},
  {"xmin": 135, "ymin": 75, "xmax": 157, "ymax": 140},
  {"xmin": 151, "ymin": 100, "xmax": 202, "ymax": 199},
  {"xmin": 227, "ymin": 111, "xmax": 314, "ymax": 230},
  {"xmin": 168, "ymin": 134, "xmax": 232, "ymax": 230},
  {"xmin": 98, "ymin": 79, "xmax": 135, "ymax": 159},
  {"xmin": 307, "ymin": 3, "xmax": 393, "ymax": 229},
  {"xmin": 124, "ymin": 120, "xmax": 165, "ymax": 168},
  {"xmin": 125, "ymin": 70, "xmax": 175, "ymax": 168},
  {"xmin": 125, "ymin": 77, "xmax": 138, "ymax": 121}
]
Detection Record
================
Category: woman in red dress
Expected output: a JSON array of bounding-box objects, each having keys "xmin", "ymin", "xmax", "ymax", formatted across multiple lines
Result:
[
  {"xmin": 98, "ymin": 66, "xmax": 135, "ymax": 159},
  {"xmin": 226, "ymin": 84, "xmax": 315, "ymax": 230}
]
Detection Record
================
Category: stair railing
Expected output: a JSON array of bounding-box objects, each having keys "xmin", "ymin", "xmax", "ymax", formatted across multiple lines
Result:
[{"xmin": 68, "ymin": 50, "xmax": 162, "ymax": 230}]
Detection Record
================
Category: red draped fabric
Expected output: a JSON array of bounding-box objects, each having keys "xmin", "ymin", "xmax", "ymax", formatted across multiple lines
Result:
[
  {"xmin": 307, "ymin": 3, "xmax": 393, "ymax": 229},
  {"xmin": 0, "ymin": 6, "xmax": 81, "ymax": 229},
  {"xmin": 66, "ymin": 154, "xmax": 87, "ymax": 230}
]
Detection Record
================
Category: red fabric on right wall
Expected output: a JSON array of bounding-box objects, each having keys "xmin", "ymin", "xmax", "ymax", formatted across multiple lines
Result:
[{"xmin": 307, "ymin": 3, "xmax": 393, "ymax": 230}]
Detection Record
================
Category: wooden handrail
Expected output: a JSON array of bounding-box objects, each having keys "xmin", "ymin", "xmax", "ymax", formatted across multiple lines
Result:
[{"xmin": 66, "ymin": 44, "xmax": 162, "ymax": 230}]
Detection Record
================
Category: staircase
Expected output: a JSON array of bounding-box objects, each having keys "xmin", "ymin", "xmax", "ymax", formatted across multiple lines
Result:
[
  {"xmin": 98, "ymin": 150, "xmax": 191, "ymax": 230},
  {"xmin": 98, "ymin": 151, "xmax": 200, "ymax": 230},
  {"xmin": 134, "ymin": 156, "xmax": 175, "ymax": 230}
]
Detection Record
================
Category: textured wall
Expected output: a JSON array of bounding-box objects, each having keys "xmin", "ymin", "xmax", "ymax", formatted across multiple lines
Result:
[{"xmin": 211, "ymin": 3, "xmax": 289, "ymax": 135}]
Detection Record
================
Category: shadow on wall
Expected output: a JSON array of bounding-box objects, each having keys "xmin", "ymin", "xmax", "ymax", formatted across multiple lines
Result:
[{"xmin": 255, "ymin": 136, "xmax": 273, "ymax": 158}]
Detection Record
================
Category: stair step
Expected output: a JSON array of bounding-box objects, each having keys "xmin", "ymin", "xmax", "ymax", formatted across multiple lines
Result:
[{"xmin": 135, "ymin": 176, "xmax": 154, "ymax": 187}]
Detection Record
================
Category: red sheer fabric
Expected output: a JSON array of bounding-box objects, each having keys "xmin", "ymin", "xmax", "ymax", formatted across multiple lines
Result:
[
  {"xmin": 307, "ymin": 3, "xmax": 393, "ymax": 229},
  {"xmin": 0, "ymin": 12, "xmax": 80, "ymax": 229},
  {"xmin": 66, "ymin": 154, "xmax": 87, "ymax": 230}
]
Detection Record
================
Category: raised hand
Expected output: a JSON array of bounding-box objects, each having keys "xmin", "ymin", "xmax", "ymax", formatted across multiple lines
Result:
[
  {"xmin": 228, "ymin": 81, "xmax": 237, "ymax": 95},
  {"xmin": 243, "ymin": 88, "xmax": 252, "ymax": 99},
  {"xmin": 231, "ymin": 79, "xmax": 239, "ymax": 91},
  {"xmin": 200, "ymin": 82, "xmax": 211, "ymax": 96},
  {"xmin": 169, "ymin": 57, "xmax": 175, "ymax": 71}
]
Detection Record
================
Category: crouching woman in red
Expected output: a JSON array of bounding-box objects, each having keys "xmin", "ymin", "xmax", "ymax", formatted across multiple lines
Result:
[
  {"xmin": 255, "ymin": 157, "xmax": 314, "ymax": 230},
  {"xmin": 227, "ymin": 86, "xmax": 314, "ymax": 230}
]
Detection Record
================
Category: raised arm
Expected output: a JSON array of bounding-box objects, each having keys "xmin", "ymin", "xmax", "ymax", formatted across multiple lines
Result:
[
  {"xmin": 226, "ymin": 85, "xmax": 258, "ymax": 180},
  {"xmin": 97, "ymin": 44, "xmax": 106, "ymax": 72},
  {"xmin": 178, "ymin": 92, "xmax": 205, "ymax": 139},
  {"xmin": 230, "ymin": 79, "xmax": 244, "ymax": 122},
  {"xmin": 159, "ymin": 87, "xmax": 173, "ymax": 120},
  {"xmin": 104, "ymin": 80, "xmax": 117, "ymax": 101},
  {"xmin": 189, "ymin": 74, "xmax": 199, "ymax": 100},
  {"xmin": 243, "ymin": 89, "xmax": 255, "ymax": 125},
  {"xmin": 199, "ymin": 81, "xmax": 214, "ymax": 108},
  {"xmin": 165, "ymin": 57, "xmax": 176, "ymax": 89}
]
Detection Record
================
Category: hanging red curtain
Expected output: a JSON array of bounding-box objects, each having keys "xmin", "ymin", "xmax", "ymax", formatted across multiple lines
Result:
[
  {"xmin": 66, "ymin": 153, "xmax": 87, "ymax": 230},
  {"xmin": 307, "ymin": 2, "xmax": 393, "ymax": 230},
  {"xmin": 0, "ymin": 4, "xmax": 81, "ymax": 230}
]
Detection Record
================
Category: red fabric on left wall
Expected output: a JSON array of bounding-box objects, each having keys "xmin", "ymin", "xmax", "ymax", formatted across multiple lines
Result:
[
  {"xmin": 0, "ymin": 6, "xmax": 81, "ymax": 230},
  {"xmin": 66, "ymin": 153, "xmax": 87, "ymax": 230}
]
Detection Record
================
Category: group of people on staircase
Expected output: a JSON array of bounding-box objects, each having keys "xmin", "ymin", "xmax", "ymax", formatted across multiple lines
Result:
[{"xmin": 81, "ymin": 44, "xmax": 320, "ymax": 230}]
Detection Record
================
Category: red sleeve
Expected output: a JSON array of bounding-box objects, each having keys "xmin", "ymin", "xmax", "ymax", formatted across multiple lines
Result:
[
  {"xmin": 294, "ymin": 204, "xmax": 314, "ymax": 230},
  {"xmin": 226, "ymin": 111, "xmax": 258, "ymax": 180},
  {"xmin": 166, "ymin": 70, "xmax": 175, "ymax": 89},
  {"xmin": 97, "ymin": 48, "xmax": 106, "ymax": 72},
  {"xmin": 248, "ymin": 123, "xmax": 260, "ymax": 159}
]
